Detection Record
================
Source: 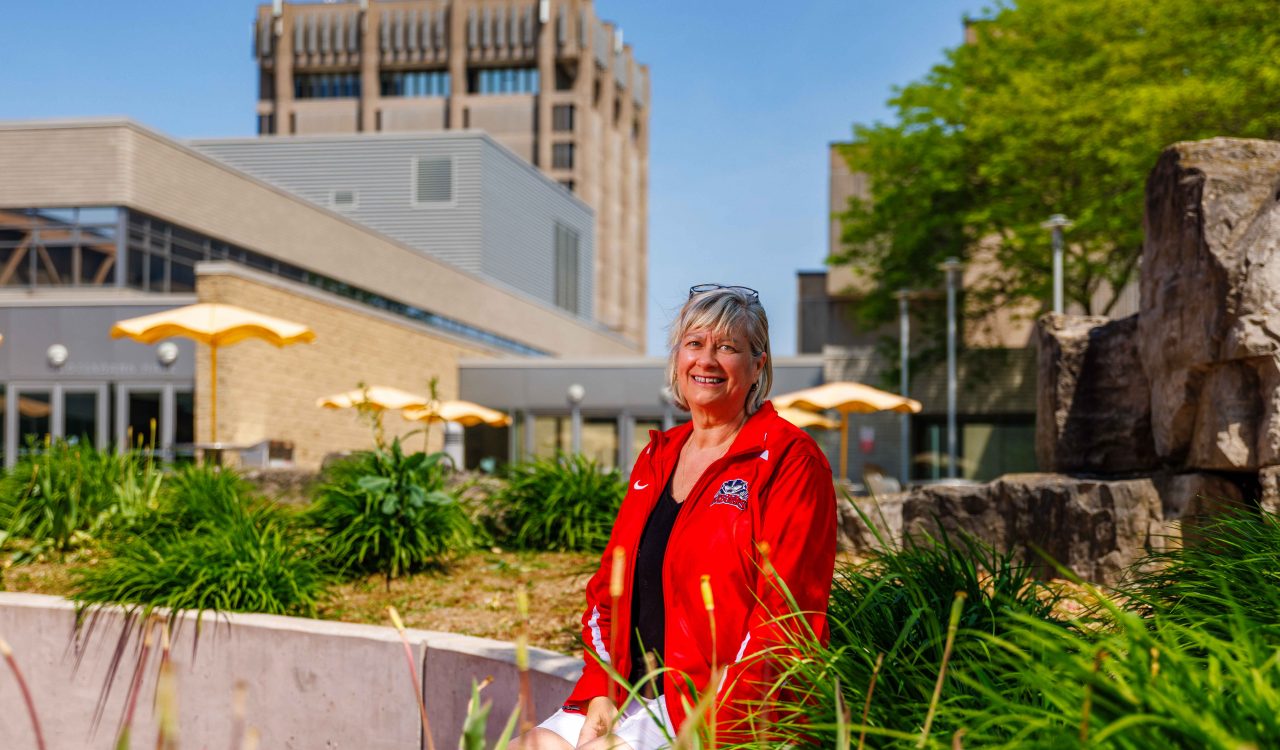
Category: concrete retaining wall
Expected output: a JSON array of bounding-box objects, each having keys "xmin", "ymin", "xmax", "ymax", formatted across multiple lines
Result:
[{"xmin": 0, "ymin": 593, "xmax": 580, "ymax": 749}]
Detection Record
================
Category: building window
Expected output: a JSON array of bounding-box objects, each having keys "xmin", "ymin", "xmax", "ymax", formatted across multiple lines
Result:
[
  {"xmin": 258, "ymin": 71, "xmax": 275, "ymax": 101},
  {"xmin": 555, "ymin": 63, "xmax": 576, "ymax": 92},
  {"xmin": 413, "ymin": 157, "xmax": 453, "ymax": 205},
  {"xmin": 467, "ymin": 66, "xmax": 539, "ymax": 95},
  {"xmin": 380, "ymin": 70, "xmax": 451, "ymax": 98},
  {"xmin": 554, "ymin": 222, "xmax": 580, "ymax": 314},
  {"xmin": 552, "ymin": 104, "xmax": 575, "ymax": 132},
  {"xmin": 331, "ymin": 190, "xmax": 359, "ymax": 210},
  {"xmin": 256, "ymin": 114, "xmax": 276, "ymax": 135},
  {"xmin": 558, "ymin": 180, "xmax": 575, "ymax": 193},
  {"xmin": 0, "ymin": 207, "xmax": 120, "ymax": 289},
  {"xmin": 294, "ymin": 72, "xmax": 361, "ymax": 99},
  {"xmin": 552, "ymin": 143, "xmax": 575, "ymax": 170},
  {"xmin": 118, "ymin": 209, "xmax": 546, "ymax": 356}
]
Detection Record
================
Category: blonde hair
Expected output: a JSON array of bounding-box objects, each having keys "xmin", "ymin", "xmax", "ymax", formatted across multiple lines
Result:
[{"xmin": 666, "ymin": 287, "xmax": 772, "ymax": 415}]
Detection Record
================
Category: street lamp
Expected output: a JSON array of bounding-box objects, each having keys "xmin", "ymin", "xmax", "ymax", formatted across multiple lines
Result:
[
  {"xmin": 659, "ymin": 386, "xmax": 675, "ymax": 431},
  {"xmin": 567, "ymin": 383, "xmax": 585, "ymax": 454},
  {"xmin": 1041, "ymin": 214, "xmax": 1073, "ymax": 314},
  {"xmin": 892, "ymin": 289, "xmax": 913, "ymax": 486},
  {"xmin": 939, "ymin": 257, "xmax": 964, "ymax": 479}
]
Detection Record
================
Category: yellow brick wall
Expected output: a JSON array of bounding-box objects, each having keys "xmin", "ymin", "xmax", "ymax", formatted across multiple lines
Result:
[{"xmin": 195, "ymin": 268, "xmax": 494, "ymax": 469}]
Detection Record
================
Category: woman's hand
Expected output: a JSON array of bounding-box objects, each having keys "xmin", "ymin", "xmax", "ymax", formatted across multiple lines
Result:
[{"xmin": 574, "ymin": 696, "xmax": 619, "ymax": 747}]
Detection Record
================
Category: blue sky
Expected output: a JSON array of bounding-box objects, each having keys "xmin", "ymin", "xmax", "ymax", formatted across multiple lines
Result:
[{"xmin": 1, "ymin": 0, "xmax": 980, "ymax": 355}]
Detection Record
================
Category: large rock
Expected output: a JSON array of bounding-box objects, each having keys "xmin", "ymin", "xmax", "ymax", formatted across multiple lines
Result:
[
  {"xmin": 901, "ymin": 474, "xmax": 1165, "ymax": 585},
  {"xmin": 1036, "ymin": 313, "xmax": 1157, "ymax": 473},
  {"xmin": 1151, "ymin": 472, "xmax": 1245, "ymax": 547},
  {"xmin": 1139, "ymin": 138, "xmax": 1280, "ymax": 471},
  {"xmin": 836, "ymin": 492, "xmax": 904, "ymax": 554}
]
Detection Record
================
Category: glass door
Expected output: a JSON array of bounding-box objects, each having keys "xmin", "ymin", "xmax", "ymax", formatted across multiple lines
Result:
[
  {"xmin": 11, "ymin": 386, "xmax": 52, "ymax": 459},
  {"xmin": 60, "ymin": 385, "xmax": 109, "ymax": 448}
]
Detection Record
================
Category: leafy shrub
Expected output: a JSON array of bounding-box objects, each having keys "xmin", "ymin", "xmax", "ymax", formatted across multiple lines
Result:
[
  {"xmin": 484, "ymin": 454, "xmax": 624, "ymax": 552},
  {"xmin": 73, "ymin": 464, "xmax": 324, "ymax": 617},
  {"xmin": 0, "ymin": 438, "xmax": 163, "ymax": 560},
  {"xmin": 308, "ymin": 439, "xmax": 475, "ymax": 582}
]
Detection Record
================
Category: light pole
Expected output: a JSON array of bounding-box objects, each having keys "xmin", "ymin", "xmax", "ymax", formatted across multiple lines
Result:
[
  {"xmin": 1041, "ymin": 214, "xmax": 1073, "ymax": 314},
  {"xmin": 566, "ymin": 383, "xmax": 585, "ymax": 455},
  {"xmin": 892, "ymin": 289, "xmax": 912, "ymax": 486},
  {"xmin": 940, "ymin": 257, "xmax": 964, "ymax": 479}
]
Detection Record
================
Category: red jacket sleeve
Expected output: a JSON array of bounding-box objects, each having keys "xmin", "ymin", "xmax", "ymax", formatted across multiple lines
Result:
[
  {"xmin": 565, "ymin": 444, "xmax": 654, "ymax": 708},
  {"xmin": 715, "ymin": 448, "xmax": 837, "ymax": 738}
]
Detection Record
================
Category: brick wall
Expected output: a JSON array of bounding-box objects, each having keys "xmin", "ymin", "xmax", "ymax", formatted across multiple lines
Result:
[{"xmin": 196, "ymin": 265, "xmax": 494, "ymax": 468}]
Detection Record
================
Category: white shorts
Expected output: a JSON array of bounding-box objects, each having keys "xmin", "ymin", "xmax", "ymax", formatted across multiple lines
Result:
[{"xmin": 536, "ymin": 695, "xmax": 674, "ymax": 750}]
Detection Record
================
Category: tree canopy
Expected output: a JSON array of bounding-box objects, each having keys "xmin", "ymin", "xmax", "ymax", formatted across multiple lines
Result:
[{"xmin": 834, "ymin": 0, "xmax": 1280, "ymax": 330}]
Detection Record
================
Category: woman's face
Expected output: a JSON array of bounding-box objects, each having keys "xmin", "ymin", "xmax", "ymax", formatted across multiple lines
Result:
[{"xmin": 675, "ymin": 325, "xmax": 765, "ymax": 419}]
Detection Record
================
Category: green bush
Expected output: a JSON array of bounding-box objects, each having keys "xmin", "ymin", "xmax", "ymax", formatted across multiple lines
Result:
[
  {"xmin": 485, "ymin": 454, "xmax": 624, "ymax": 552},
  {"xmin": 73, "ymin": 464, "xmax": 325, "ymax": 618},
  {"xmin": 308, "ymin": 439, "xmax": 475, "ymax": 582},
  {"xmin": 0, "ymin": 438, "xmax": 163, "ymax": 560}
]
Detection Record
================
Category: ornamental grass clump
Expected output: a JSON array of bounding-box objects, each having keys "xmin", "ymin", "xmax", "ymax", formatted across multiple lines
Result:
[
  {"xmin": 751, "ymin": 509, "xmax": 1280, "ymax": 750},
  {"xmin": 72, "ymin": 464, "xmax": 325, "ymax": 618},
  {"xmin": 308, "ymin": 438, "xmax": 475, "ymax": 583},
  {"xmin": 762, "ymin": 525, "xmax": 1066, "ymax": 749},
  {"xmin": 0, "ymin": 437, "xmax": 163, "ymax": 561},
  {"xmin": 485, "ymin": 454, "xmax": 624, "ymax": 552}
]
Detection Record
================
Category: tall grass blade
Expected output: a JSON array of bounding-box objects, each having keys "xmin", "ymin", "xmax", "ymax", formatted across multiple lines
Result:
[
  {"xmin": 918, "ymin": 591, "xmax": 966, "ymax": 748},
  {"xmin": 0, "ymin": 635, "xmax": 47, "ymax": 750},
  {"xmin": 388, "ymin": 606, "xmax": 436, "ymax": 750}
]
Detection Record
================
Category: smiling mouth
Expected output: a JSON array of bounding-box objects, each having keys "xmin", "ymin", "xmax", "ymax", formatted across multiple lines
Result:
[{"xmin": 692, "ymin": 375, "xmax": 726, "ymax": 385}]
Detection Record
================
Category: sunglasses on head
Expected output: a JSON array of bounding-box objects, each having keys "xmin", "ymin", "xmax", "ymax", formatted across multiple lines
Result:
[{"xmin": 688, "ymin": 284, "xmax": 760, "ymax": 299}]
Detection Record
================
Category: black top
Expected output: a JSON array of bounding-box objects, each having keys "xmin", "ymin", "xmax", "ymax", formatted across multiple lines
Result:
[{"xmin": 627, "ymin": 476, "xmax": 682, "ymax": 693}]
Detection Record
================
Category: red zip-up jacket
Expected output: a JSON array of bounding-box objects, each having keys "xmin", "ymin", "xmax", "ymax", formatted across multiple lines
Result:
[{"xmin": 562, "ymin": 401, "xmax": 838, "ymax": 741}]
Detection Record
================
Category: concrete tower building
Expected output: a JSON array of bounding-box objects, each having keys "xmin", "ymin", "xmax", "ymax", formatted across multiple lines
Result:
[{"xmin": 252, "ymin": 0, "xmax": 649, "ymax": 348}]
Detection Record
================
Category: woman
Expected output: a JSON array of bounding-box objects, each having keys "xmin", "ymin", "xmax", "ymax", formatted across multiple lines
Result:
[{"xmin": 515, "ymin": 285, "xmax": 837, "ymax": 750}]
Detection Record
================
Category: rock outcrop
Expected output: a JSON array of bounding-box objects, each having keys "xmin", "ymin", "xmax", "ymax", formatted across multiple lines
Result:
[
  {"xmin": 1138, "ymin": 138, "xmax": 1280, "ymax": 472},
  {"xmin": 899, "ymin": 474, "xmax": 1165, "ymax": 585},
  {"xmin": 1036, "ymin": 313, "xmax": 1157, "ymax": 473}
]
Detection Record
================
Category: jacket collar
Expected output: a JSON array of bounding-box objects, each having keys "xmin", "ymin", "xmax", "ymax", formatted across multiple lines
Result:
[{"xmin": 650, "ymin": 400, "xmax": 779, "ymax": 466}]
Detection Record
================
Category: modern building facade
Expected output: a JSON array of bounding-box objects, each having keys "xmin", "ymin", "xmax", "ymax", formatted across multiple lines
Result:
[
  {"xmin": 252, "ymin": 0, "xmax": 649, "ymax": 348},
  {"xmin": 0, "ymin": 118, "xmax": 633, "ymax": 468},
  {"xmin": 192, "ymin": 131, "xmax": 596, "ymax": 319},
  {"xmin": 804, "ymin": 143, "xmax": 1040, "ymax": 485},
  {"xmin": 458, "ymin": 356, "xmax": 825, "ymax": 472}
]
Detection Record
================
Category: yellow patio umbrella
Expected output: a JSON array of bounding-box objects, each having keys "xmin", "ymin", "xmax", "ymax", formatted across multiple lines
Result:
[
  {"xmin": 402, "ymin": 399, "xmax": 513, "ymax": 427},
  {"xmin": 773, "ymin": 381, "xmax": 922, "ymax": 481},
  {"xmin": 777, "ymin": 407, "xmax": 839, "ymax": 431},
  {"xmin": 110, "ymin": 303, "xmax": 316, "ymax": 443},
  {"xmin": 317, "ymin": 386, "xmax": 431, "ymax": 411}
]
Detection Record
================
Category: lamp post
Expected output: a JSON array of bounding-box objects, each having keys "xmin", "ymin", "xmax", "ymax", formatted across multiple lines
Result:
[
  {"xmin": 659, "ymin": 386, "xmax": 675, "ymax": 431},
  {"xmin": 567, "ymin": 383, "xmax": 585, "ymax": 455},
  {"xmin": 892, "ymin": 289, "xmax": 912, "ymax": 486},
  {"xmin": 1041, "ymin": 214, "xmax": 1073, "ymax": 314},
  {"xmin": 940, "ymin": 257, "xmax": 964, "ymax": 479}
]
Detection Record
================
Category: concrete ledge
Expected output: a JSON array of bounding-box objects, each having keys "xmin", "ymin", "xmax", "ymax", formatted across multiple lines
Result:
[{"xmin": 0, "ymin": 593, "xmax": 581, "ymax": 749}]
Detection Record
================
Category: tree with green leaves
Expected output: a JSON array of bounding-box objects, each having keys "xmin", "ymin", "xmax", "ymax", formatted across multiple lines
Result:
[{"xmin": 834, "ymin": 0, "xmax": 1280, "ymax": 331}]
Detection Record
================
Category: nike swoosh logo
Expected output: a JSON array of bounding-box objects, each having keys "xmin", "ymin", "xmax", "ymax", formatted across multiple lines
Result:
[{"xmin": 633, "ymin": 481, "xmax": 649, "ymax": 490}]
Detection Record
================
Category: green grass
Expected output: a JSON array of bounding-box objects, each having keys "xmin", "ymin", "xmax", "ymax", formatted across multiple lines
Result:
[
  {"xmin": 483, "ymin": 454, "xmax": 624, "ymax": 552},
  {"xmin": 72, "ymin": 464, "xmax": 325, "ymax": 618},
  {"xmin": 743, "ymin": 509, "xmax": 1280, "ymax": 749},
  {"xmin": 0, "ymin": 438, "xmax": 163, "ymax": 561}
]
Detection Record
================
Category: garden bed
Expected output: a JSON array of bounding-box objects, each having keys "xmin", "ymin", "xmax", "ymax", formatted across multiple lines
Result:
[{"xmin": 0, "ymin": 549, "xmax": 597, "ymax": 655}]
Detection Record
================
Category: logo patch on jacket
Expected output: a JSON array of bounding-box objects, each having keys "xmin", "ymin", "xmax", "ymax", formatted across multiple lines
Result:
[{"xmin": 710, "ymin": 478, "xmax": 749, "ymax": 510}]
